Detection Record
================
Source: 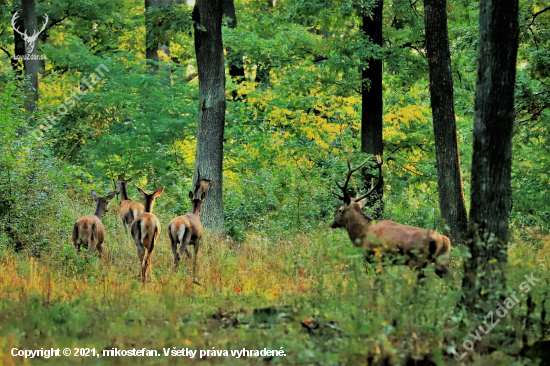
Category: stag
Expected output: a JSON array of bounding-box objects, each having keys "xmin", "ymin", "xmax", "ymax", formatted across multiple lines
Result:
[
  {"xmin": 131, "ymin": 185, "xmax": 165, "ymax": 282},
  {"xmin": 330, "ymin": 156, "xmax": 451, "ymax": 280},
  {"xmin": 12, "ymin": 11, "xmax": 49, "ymax": 55},
  {"xmin": 72, "ymin": 190, "xmax": 116, "ymax": 267}
]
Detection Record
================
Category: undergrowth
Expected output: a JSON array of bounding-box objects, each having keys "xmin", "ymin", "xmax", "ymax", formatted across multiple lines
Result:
[{"xmin": 0, "ymin": 199, "xmax": 548, "ymax": 365}]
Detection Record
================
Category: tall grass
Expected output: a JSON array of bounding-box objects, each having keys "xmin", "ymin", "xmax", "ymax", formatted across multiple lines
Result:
[{"xmin": 0, "ymin": 193, "xmax": 548, "ymax": 365}]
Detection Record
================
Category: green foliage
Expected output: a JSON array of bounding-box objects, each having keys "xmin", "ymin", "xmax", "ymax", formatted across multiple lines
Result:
[{"xmin": 0, "ymin": 0, "xmax": 549, "ymax": 363}]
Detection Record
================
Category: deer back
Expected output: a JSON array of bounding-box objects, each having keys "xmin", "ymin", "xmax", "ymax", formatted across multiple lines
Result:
[
  {"xmin": 120, "ymin": 200, "xmax": 145, "ymax": 225},
  {"xmin": 132, "ymin": 212, "xmax": 160, "ymax": 250}
]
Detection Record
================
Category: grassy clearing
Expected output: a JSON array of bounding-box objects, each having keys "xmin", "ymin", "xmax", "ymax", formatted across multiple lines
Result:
[{"xmin": 0, "ymin": 203, "xmax": 549, "ymax": 365}]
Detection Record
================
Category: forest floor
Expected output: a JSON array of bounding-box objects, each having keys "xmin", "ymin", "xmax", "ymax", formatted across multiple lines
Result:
[{"xmin": 0, "ymin": 210, "xmax": 549, "ymax": 365}]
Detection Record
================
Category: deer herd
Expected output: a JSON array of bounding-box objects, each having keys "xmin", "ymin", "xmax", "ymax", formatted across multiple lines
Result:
[
  {"xmin": 72, "ymin": 156, "xmax": 452, "ymax": 285},
  {"xmin": 73, "ymin": 173, "xmax": 206, "ymax": 284}
]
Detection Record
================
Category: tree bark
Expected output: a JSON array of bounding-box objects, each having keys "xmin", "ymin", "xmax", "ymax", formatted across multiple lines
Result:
[
  {"xmin": 462, "ymin": 0, "xmax": 519, "ymax": 314},
  {"xmin": 424, "ymin": 0, "xmax": 468, "ymax": 245},
  {"xmin": 22, "ymin": 0, "xmax": 39, "ymax": 113},
  {"xmin": 360, "ymin": 1, "xmax": 384, "ymax": 216},
  {"xmin": 12, "ymin": 6, "xmax": 25, "ymax": 75},
  {"xmin": 192, "ymin": 0, "xmax": 226, "ymax": 234},
  {"xmin": 361, "ymin": 0, "xmax": 383, "ymax": 156}
]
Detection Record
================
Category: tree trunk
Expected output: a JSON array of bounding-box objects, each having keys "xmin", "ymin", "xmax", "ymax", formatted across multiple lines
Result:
[
  {"xmin": 360, "ymin": 0, "xmax": 384, "ymax": 215},
  {"xmin": 12, "ymin": 11, "xmax": 25, "ymax": 74},
  {"xmin": 361, "ymin": 0, "xmax": 383, "ymax": 156},
  {"xmin": 424, "ymin": 0, "xmax": 468, "ymax": 245},
  {"xmin": 223, "ymin": 0, "xmax": 245, "ymax": 100},
  {"xmin": 254, "ymin": 0, "xmax": 274, "ymax": 87},
  {"xmin": 145, "ymin": 0, "xmax": 172, "ymax": 84},
  {"xmin": 22, "ymin": 0, "xmax": 39, "ymax": 113},
  {"xmin": 192, "ymin": 0, "xmax": 226, "ymax": 234},
  {"xmin": 462, "ymin": 0, "xmax": 519, "ymax": 314},
  {"xmin": 145, "ymin": 0, "xmax": 160, "ymax": 70}
]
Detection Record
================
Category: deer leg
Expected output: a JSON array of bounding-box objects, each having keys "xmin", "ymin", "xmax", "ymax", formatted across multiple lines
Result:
[
  {"xmin": 416, "ymin": 262, "xmax": 429, "ymax": 285},
  {"xmin": 144, "ymin": 240, "xmax": 156, "ymax": 283},
  {"xmin": 94, "ymin": 242, "xmax": 103, "ymax": 269},
  {"xmin": 133, "ymin": 226, "xmax": 146, "ymax": 281},
  {"xmin": 178, "ymin": 229, "xmax": 192, "ymax": 273},
  {"xmin": 434, "ymin": 265, "xmax": 448, "ymax": 279},
  {"xmin": 192, "ymin": 240, "xmax": 201, "ymax": 285},
  {"xmin": 169, "ymin": 231, "xmax": 180, "ymax": 271}
]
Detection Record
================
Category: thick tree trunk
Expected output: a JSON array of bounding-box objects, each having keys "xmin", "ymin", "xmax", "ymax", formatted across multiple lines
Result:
[
  {"xmin": 462, "ymin": 0, "xmax": 519, "ymax": 314},
  {"xmin": 22, "ymin": 0, "xmax": 39, "ymax": 113},
  {"xmin": 360, "ymin": 1, "xmax": 384, "ymax": 215},
  {"xmin": 361, "ymin": 0, "xmax": 383, "ymax": 156},
  {"xmin": 192, "ymin": 0, "xmax": 226, "ymax": 234},
  {"xmin": 223, "ymin": 0, "xmax": 245, "ymax": 99},
  {"xmin": 424, "ymin": 0, "xmax": 468, "ymax": 245}
]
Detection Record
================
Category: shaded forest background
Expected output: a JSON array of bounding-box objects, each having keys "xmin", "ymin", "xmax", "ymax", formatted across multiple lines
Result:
[{"xmin": 1, "ymin": 0, "xmax": 548, "ymax": 245}]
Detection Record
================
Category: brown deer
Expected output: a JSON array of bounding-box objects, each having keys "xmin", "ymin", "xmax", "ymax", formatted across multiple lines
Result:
[
  {"xmin": 72, "ymin": 190, "xmax": 117, "ymax": 267},
  {"xmin": 330, "ymin": 156, "xmax": 451, "ymax": 280},
  {"xmin": 168, "ymin": 190, "xmax": 206, "ymax": 285},
  {"xmin": 116, "ymin": 174, "xmax": 145, "ymax": 234},
  {"xmin": 131, "ymin": 185, "xmax": 165, "ymax": 282}
]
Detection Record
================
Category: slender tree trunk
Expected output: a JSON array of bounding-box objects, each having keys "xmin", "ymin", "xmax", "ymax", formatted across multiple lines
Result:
[
  {"xmin": 146, "ymin": 0, "xmax": 160, "ymax": 70},
  {"xmin": 13, "ymin": 13, "xmax": 25, "ymax": 75},
  {"xmin": 462, "ymin": 0, "xmax": 519, "ymax": 314},
  {"xmin": 424, "ymin": 0, "xmax": 468, "ymax": 245},
  {"xmin": 254, "ymin": 0, "xmax": 274, "ymax": 87},
  {"xmin": 361, "ymin": 0, "xmax": 383, "ymax": 156},
  {"xmin": 22, "ymin": 0, "xmax": 39, "ymax": 113},
  {"xmin": 360, "ymin": 0, "xmax": 384, "ymax": 216},
  {"xmin": 145, "ymin": 0, "xmax": 172, "ymax": 84},
  {"xmin": 192, "ymin": 0, "xmax": 226, "ymax": 233},
  {"xmin": 223, "ymin": 0, "xmax": 245, "ymax": 99}
]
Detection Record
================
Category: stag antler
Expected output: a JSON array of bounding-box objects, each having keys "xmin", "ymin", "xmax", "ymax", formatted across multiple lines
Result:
[
  {"xmin": 354, "ymin": 155, "xmax": 383, "ymax": 202},
  {"xmin": 332, "ymin": 158, "xmax": 370, "ymax": 202}
]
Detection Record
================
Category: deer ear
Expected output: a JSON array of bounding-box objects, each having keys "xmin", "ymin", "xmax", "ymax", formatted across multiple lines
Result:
[
  {"xmin": 357, "ymin": 198, "xmax": 367, "ymax": 208},
  {"xmin": 201, "ymin": 192, "xmax": 206, "ymax": 201},
  {"xmin": 153, "ymin": 187, "xmax": 165, "ymax": 198},
  {"xmin": 118, "ymin": 174, "xmax": 124, "ymax": 181},
  {"xmin": 189, "ymin": 190, "xmax": 194, "ymax": 200},
  {"xmin": 91, "ymin": 190, "xmax": 98, "ymax": 201},
  {"xmin": 136, "ymin": 185, "xmax": 146, "ymax": 197},
  {"xmin": 126, "ymin": 177, "xmax": 133, "ymax": 183},
  {"xmin": 106, "ymin": 191, "xmax": 117, "ymax": 201}
]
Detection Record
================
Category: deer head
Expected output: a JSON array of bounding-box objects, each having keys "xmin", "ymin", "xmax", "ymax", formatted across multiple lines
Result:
[
  {"xmin": 330, "ymin": 155, "xmax": 382, "ymax": 229},
  {"xmin": 136, "ymin": 185, "xmax": 165, "ymax": 213},
  {"xmin": 116, "ymin": 174, "xmax": 133, "ymax": 199},
  {"xmin": 92, "ymin": 190, "xmax": 117, "ymax": 218},
  {"xmin": 12, "ymin": 11, "xmax": 49, "ymax": 55},
  {"xmin": 189, "ymin": 190, "xmax": 206, "ymax": 216}
]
